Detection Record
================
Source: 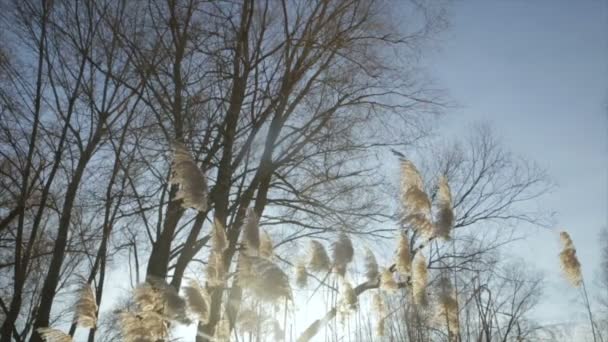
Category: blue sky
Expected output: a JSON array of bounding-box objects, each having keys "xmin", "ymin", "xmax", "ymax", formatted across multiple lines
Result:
[{"xmin": 427, "ymin": 0, "xmax": 607, "ymax": 327}]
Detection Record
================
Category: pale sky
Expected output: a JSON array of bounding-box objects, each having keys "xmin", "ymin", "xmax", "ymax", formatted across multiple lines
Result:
[{"xmin": 426, "ymin": 0, "xmax": 608, "ymax": 330}]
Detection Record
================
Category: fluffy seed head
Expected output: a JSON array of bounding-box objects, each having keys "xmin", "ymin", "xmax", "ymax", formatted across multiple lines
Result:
[
  {"xmin": 183, "ymin": 280, "xmax": 210, "ymax": 323},
  {"xmin": 412, "ymin": 252, "xmax": 428, "ymax": 306},
  {"xmin": 396, "ymin": 234, "xmax": 411, "ymax": 275},
  {"xmin": 243, "ymin": 208, "xmax": 260, "ymax": 253},
  {"xmin": 238, "ymin": 255, "xmax": 292, "ymax": 302},
  {"xmin": 213, "ymin": 318, "xmax": 230, "ymax": 342},
  {"xmin": 206, "ymin": 250, "xmax": 225, "ymax": 287},
  {"xmin": 238, "ymin": 308, "xmax": 261, "ymax": 334},
  {"xmin": 295, "ymin": 261, "xmax": 308, "ymax": 288},
  {"xmin": 436, "ymin": 276, "xmax": 459, "ymax": 336},
  {"xmin": 332, "ymin": 233, "xmax": 354, "ymax": 277},
  {"xmin": 135, "ymin": 277, "xmax": 190, "ymax": 324},
  {"xmin": 119, "ymin": 311, "xmax": 168, "ymax": 342},
  {"xmin": 400, "ymin": 160, "xmax": 431, "ymax": 220},
  {"xmin": 405, "ymin": 213, "xmax": 435, "ymax": 239},
  {"xmin": 73, "ymin": 282, "xmax": 97, "ymax": 328},
  {"xmin": 363, "ymin": 248, "xmax": 379, "ymax": 282},
  {"xmin": 380, "ymin": 268, "xmax": 398, "ymax": 292},
  {"xmin": 376, "ymin": 317, "xmax": 386, "ymax": 337},
  {"xmin": 338, "ymin": 280, "xmax": 358, "ymax": 313},
  {"xmin": 308, "ymin": 240, "xmax": 331, "ymax": 272},
  {"xmin": 36, "ymin": 328, "xmax": 72, "ymax": 342},
  {"xmin": 372, "ymin": 293, "xmax": 386, "ymax": 316},
  {"xmin": 559, "ymin": 231, "xmax": 582, "ymax": 287},
  {"xmin": 434, "ymin": 176, "xmax": 454, "ymax": 240},
  {"xmin": 259, "ymin": 230, "xmax": 274, "ymax": 259},
  {"xmin": 170, "ymin": 143, "xmax": 208, "ymax": 212},
  {"xmin": 212, "ymin": 219, "xmax": 228, "ymax": 253}
]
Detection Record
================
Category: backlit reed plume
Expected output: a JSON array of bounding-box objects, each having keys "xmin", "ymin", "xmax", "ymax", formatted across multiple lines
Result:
[
  {"xmin": 407, "ymin": 213, "xmax": 435, "ymax": 239},
  {"xmin": 559, "ymin": 231, "xmax": 582, "ymax": 287},
  {"xmin": 412, "ymin": 252, "xmax": 428, "ymax": 306},
  {"xmin": 297, "ymin": 319, "xmax": 322, "ymax": 342},
  {"xmin": 183, "ymin": 279, "xmax": 210, "ymax": 323},
  {"xmin": 213, "ymin": 318, "xmax": 230, "ymax": 342},
  {"xmin": 120, "ymin": 311, "xmax": 168, "ymax": 342},
  {"xmin": 295, "ymin": 261, "xmax": 308, "ymax": 287},
  {"xmin": 434, "ymin": 176, "xmax": 454, "ymax": 240},
  {"xmin": 170, "ymin": 143, "xmax": 207, "ymax": 212},
  {"xmin": 238, "ymin": 255, "xmax": 292, "ymax": 302},
  {"xmin": 212, "ymin": 219, "xmax": 228, "ymax": 253},
  {"xmin": 376, "ymin": 317, "xmax": 386, "ymax": 337},
  {"xmin": 73, "ymin": 282, "xmax": 97, "ymax": 328},
  {"xmin": 308, "ymin": 240, "xmax": 331, "ymax": 272},
  {"xmin": 364, "ymin": 247, "xmax": 379, "ymax": 282},
  {"xmin": 400, "ymin": 160, "xmax": 432, "ymax": 224},
  {"xmin": 206, "ymin": 251, "xmax": 225, "ymax": 287},
  {"xmin": 372, "ymin": 292, "xmax": 386, "ymax": 316},
  {"xmin": 243, "ymin": 208, "xmax": 260, "ymax": 253},
  {"xmin": 436, "ymin": 276, "xmax": 459, "ymax": 337},
  {"xmin": 380, "ymin": 267, "xmax": 398, "ymax": 292},
  {"xmin": 396, "ymin": 234, "xmax": 411, "ymax": 275},
  {"xmin": 372, "ymin": 292, "xmax": 387, "ymax": 336},
  {"xmin": 238, "ymin": 308, "xmax": 261, "ymax": 334},
  {"xmin": 207, "ymin": 219, "xmax": 228, "ymax": 286},
  {"xmin": 36, "ymin": 328, "xmax": 72, "ymax": 342},
  {"xmin": 338, "ymin": 280, "xmax": 358, "ymax": 313},
  {"xmin": 134, "ymin": 277, "xmax": 190, "ymax": 324},
  {"xmin": 332, "ymin": 233, "xmax": 354, "ymax": 277},
  {"xmin": 259, "ymin": 230, "xmax": 274, "ymax": 259}
]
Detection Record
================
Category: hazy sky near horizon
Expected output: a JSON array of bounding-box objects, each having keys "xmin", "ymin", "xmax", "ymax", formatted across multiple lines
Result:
[{"xmin": 426, "ymin": 0, "xmax": 607, "ymax": 328}]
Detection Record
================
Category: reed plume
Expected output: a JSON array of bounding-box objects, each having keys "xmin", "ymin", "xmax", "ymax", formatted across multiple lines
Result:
[
  {"xmin": 134, "ymin": 277, "xmax": 190, "ymax": 324},
  {"xmin": 237, "ymin": 308, "xmax": 261, "ymax": 334},
  {"xmin": 396, "ymin": 234, "xmax": 411, "ymax": 275},
  {"xmin": 372, "ymin": 290, "xmax": 387, "ymax": 336},
  {"xmin": 373, "ymin": 292, "xmax": 385, "ymax": 313},
  {"xmin": 380, "ymin": 267, "xmax": 398, "ymax": 292},
  {"xmin": 259, "ymin": 230, "xmax": 274, "ymax": 259},
  {"xmin": 412, "ymin": 252, "xmax": 428, "ymax": 306},
  {"xmin": 308, "ymin": 240, "xmax": 331, "ymax": 272},
  {"xmin": 36, "ymin": 328, "xmax": 72, "ymax": 342},
  {"xmin": 243, "ymin": 208, "xmax": 260, "ymax": 253},
  {"xmin": 297, "ymin": 320, "xmax": 322, "ymax": 342},
  {"xmin": 559, "ymin": 231, "xmax": 582, "ymax": 287},
  {"xmin": 212, "ymin": 219, "xmax": 228, "ymax": 253},
  {"xmin": 119, "ymin": 311, "xmax": 168, "ymax": 342},
  {"xmin": 376, "ymin": 317, "xmax": 386, "ymax": 337},
  {"xmin": 73, "ymin": 282, "xmax": 97, "ymax": 328},
  {"xmin": 338, "ymin": 280, "xmax": 358, "ymax": 313},
  {"xmin": 206, "ymin": 251, "xmax": 225, "ymax": 287},
  {"xmin": 213, "ymin": 318, "xmax": 230, "ymax": 342},
  {"xmin": 363, "ymin": 247, "xmax": 379, "ymax": 282},
  {"xmin": 170, "ymin": 143, "xmax": 208, "ymax": 212},
  {"xmin": 436, "ymin": 276, "xmax": 459, "ymax": 337},
  {"xmin": 400, "ymin": 160, "xmax": 431, "ymax": 217},
  {"xmin": 183, "ymin": 279, "xmax": 210, "ymax": 323},
  {"xmin": 332, "ymin": 233, "xmax": 354, "ymax": 277},
  {"xmin": 238, "ymin": 255, "xmax": 292, "ymax": 302},
  {"xmin": 295, "ymin": 261, "xmax": 308, "ymax": 287},
  {"xmin": 434, "ymin": 175, "xmax": 454, "ymax": 240}
]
